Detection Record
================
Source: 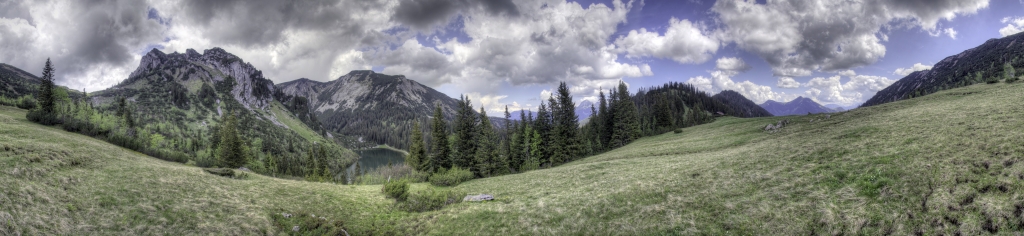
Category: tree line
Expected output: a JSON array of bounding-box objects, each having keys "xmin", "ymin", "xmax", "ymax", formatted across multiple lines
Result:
[{"xmin": 403, "ymin": 80, "xmax": 723, "ymax": 182}]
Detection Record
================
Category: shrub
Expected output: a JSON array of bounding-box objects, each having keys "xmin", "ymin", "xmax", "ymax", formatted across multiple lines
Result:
[
  {"xmin": 16, "ymin": 96, "xmax": 36, "ymax": 110},
  {"xmin": 398, "ymin": 188, "xmax": 464, "ymax": 212},
  {"xmin": 673, "ymin": 128, "xmax": 683, "ymax": 134},
  {"xmin": 429, "ymin": 166, "xmax": 474, "ymax": 187},
  {"xmin": 269, "ymin": 211, "xmax": 346, "ymax": 235},
  {"xmin": 382, "ymin": 179, "xmax": 409, "ymax": 201}
]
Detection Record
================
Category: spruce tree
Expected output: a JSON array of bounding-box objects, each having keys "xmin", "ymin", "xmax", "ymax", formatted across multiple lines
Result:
[
  {"xmin": 596, "ymin": 90, "xmax": 610, "ymax": 152},
  {"xmin": 474, "ymin": 107, "xmax": 497, "ymax": 177},
  {"xmin": 534, "ymin": 101, "xmax": 552, "ymax": 167},
  {"xmin": 217, "ymin": 112, "xmax": 248, "ymax": 168},
  {"xmin": 429, "ymin": 104, "xmax": 449, "ymax": 172},
  {"xmin": 408, "ymin": 121, "xmax": 426, "ymax": 172},
  {"xmin": 611, "ymin": 81, "xmax": 640, "ymax": 148},
  {"xmin": 509, "ymin": 110, "xmax": 524, "ymax": 172},
  {"xmin": 452, "ymin": 95, "xmax": 478, "ymax": 169},
  {"xmin": 655, "ymin": 93, "xmax": 673, "ymax": 129},
  {"xmin": 38, "ymin": 58, "xmax": 56, "ymax": 113},
  {"xmin": 603, "ymin": 89, "xmax": 616, "ymax": 149},
  {"xmin": 551, "ymin": 82, "xmax": 582, "ymax": 164}
]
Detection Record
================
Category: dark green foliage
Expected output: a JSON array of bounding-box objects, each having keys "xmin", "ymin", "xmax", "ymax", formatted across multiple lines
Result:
[
  {"xmin": 451, "ymin": 95, "xmax": 478, "ymax": 170},
  {"xmin": 610, "ymin": 81, "xmax": 640, "ymax": 148},
  {"xmin": 407, "ymin": 121, "xmax": 426, "ymax": 172},
  {"xmin": 0, "ymin": 95, "xmax": 37, "ymax": 110},
  {"xmin": 711, "ymin": 90, "xmax": 773, "ymax": 117},
  {"xmin": 674, "ymin": 128, "xmax": 683, "ymax": 134},
  {"xmin": 397, "ymin": 188, "xmax": 464, "ymax": 212},
  {"xmin": 198, "ymin": 83, "xmax": 217, "ymax": 108},
  {"xmin": 534, "ymin": 101, "xmax": 552, "ymax": 165},
  {"xmin": 429, "ymin": 104, "xmax": 449, "ymax": 172},
  {"xmin": 216, "ymin": 112, "xmax": 249, "ymax": 168},
  {"xmin": 1004, "ymin": 63, "xmax": 1018, "ymax": 83},
  {"xmin": 37, "ymin": 58, "xmax": 56, "ymax": 113},
  {"xmin": 473, "ymin": 107, "xmax": 500, "ymax": 177},
  {"xmin": 548, "ymin": 82, "xmax": 584, "ymax": 166},
  {"xmin": 429, "ymin": 166, "xmax": 474, "ymax": 187},
  {"xmin": 382, "ymin": 179, "xmax": 410, "ymax": 201}
]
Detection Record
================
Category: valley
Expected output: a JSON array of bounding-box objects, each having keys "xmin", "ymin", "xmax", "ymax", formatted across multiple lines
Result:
[{"xmin": 3, "ymin": 80, "xmax": 1022, "ymax": 234}]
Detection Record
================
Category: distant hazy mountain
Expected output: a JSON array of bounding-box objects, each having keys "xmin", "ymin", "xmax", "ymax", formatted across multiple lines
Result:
[
  {"xmin": 711, "ymin": 90, "xmax": 773, "ymax": 117},
  {"xmin": 862, "ymin": 32, "xmax": 1024, "ymax": 107},
  {"xmin": 760, "ymin": 96, "xmax": 840, "ymax": 116}
]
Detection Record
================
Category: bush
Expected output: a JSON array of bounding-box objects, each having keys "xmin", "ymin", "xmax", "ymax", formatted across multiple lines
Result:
[
  {"xmin": 673, "ymin": 128, "xmax": 683, "ymax": 134},
  {"xmin": 429, "ymin": 166, "xmax": 474, "ymax": 187},
  {"xmin": 382, "ymin": 179, "xmax": 409, "ymax": 201},
  {"xmin": 16, "ymin": 96, "xmax": 36, "ymax": 110},
  {"xmin": 269, "ymin": 211, "xmax": 346, "ymax": 235},
  {"xmin": 398, "ymin": 188, "xmax": 464, "ymax": 212}
]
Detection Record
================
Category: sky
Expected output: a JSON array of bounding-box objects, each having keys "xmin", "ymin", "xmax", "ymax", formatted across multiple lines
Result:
[{"xmin": 1, "ymin": 0, "xmax": 1024, "ymax": 113}]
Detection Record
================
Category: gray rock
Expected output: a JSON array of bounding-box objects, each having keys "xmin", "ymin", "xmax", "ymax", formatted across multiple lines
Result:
[
  {"xmin": 281, "ymin": 213, "xmax": 292, "ymax": 218},
  {"xmin": 238, "ymin": 167, "xmax": 251, "ymax": 172},
  {"xmin": 463, "ymin": 194, "xmax": 494, "ymax": 202},
  {"xmin": 292, "ymin": 226, "xmax": 300, "ymax": 232}
]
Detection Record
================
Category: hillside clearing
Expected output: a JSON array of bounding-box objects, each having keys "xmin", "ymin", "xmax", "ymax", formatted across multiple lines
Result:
[{"xmin": 2, "ymin": 82, "xmax": 1023, "ymax": 235}]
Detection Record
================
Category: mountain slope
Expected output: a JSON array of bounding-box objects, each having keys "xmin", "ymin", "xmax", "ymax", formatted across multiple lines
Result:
[
  {"xmin": 759, "ymin": 96, "xmax": 839, "ymax": 116},
  {"xmin": 862, "ymin": 32, "xmax": 1024, "ymax": 107},
  {"xmin": 0, "ymin": 63, "xmax": 85, "ymax": 100},
  {"xmin": 7, "ymin": 79, "xmax": 1024, "ymax": 235},
  {"xmin": 89, "ymin": 48, "xmax": 354, "ymax": 173},
  {"xmin": 711, "ymin": 90, "xmax": 773, "ymax": 117},
  {"xmin": 275, "ymin": 71, "xmax": 462, "ymax": 149}
]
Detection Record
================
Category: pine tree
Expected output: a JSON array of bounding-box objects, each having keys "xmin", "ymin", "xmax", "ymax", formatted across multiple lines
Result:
[
  {"xmin": 550, "ymin": 82, "xmax": 582, "ymax": 164},
  {"xmin": 429, "ymin": 104, "xmax": 449, "ymax": 172},
  {"xmin": 534, "ymin": 101, "xmax": 552, "ymax": 167},
  {"xmin": 603, "ymin": 89, "xmax": 616, "ymax": 149},
  {"xmin": 38, "ymin": 58, "xmax": 56, "ymax": 113},
  {"xmin": 596, "ymin": 90, "xmax": 610, "ymax": 152},
  {"xmin": 611, "ymin": 81, "xmax": 640, "ymax": 148},
  {"xmin": 452, "ymin": 95, "xmax": 478, "ymax": 169},
  {"xmin": 217, "ymin": 112, "xmax": 248, "ymax": 168},
  {"xmin": 408, "ymin": 121, "xmax": 426, "ymax": 172},
  {"xmin": 655, "ymin": 93, "xmax": 673, "ymax": 129},
  {"xmin": 474, "ymin": 107, "xmax": 497, "ymax": 177}
]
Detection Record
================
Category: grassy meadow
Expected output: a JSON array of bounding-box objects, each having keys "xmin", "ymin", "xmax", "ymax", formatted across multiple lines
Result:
[{"xmin": 2, "ymin": 81, "xmax": 1024, "ymax": 235}]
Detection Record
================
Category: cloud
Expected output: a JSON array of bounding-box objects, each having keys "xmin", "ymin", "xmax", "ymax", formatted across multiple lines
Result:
[
  {"xmin": 0, "ymin": 0, "xmax": 165, "ymax": 91},
  {"xmin": 944, "ymin": 28, "xmax": 958, "ymax": 39},
  {"xmin": 712, "ymin": 0, "xmax": 987, "ymax": 76},
  {"xmin": 614, "ymin": 17, "xmax": 719, "ymax": 64},
  {"xmin": 776, "ymin": 77, "xmax": 800, "ymax": 88},
  {"xmin": 1000, "ymin": 17, "xmax": 1024, "ymax": 37},
  {"xmin": 801, "ymin": 74, "xmax": 896, "ymax": 106},
  {"xmin": 392, "ymin": 0, "xmax": 520, "ymax": 32},
  {"xmin": 715, "ymin": 57, "xmax": 751, "ymax": 74},
  {"xmin": 685, "ymin": 70, "xmax": 796, "ymax": 104},
  {"xmin": 893, "ymin": 63, "xmax": 933, "ymax": 76}
]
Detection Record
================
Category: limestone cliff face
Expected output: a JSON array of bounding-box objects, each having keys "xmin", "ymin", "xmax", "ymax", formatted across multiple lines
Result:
[
  {"xmin": 276, "ymin": 70, "xmax": 459, "ymax": 117},
  {"xmin": 125, "ymin": 48, "xmax": 274, "ymax": 111}
]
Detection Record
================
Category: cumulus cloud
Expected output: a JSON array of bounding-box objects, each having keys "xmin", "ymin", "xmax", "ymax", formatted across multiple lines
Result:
[
  {"xmin": 944, "ymin": 28, "xmax": 958, "ymax": 39},
  {"xmin": 614, "ymin": 17, "xmax": 719, "ymax": 64},
  {"xmin": 715, "ymin": 57, "xmax": 751, "ymax": 74},
  {"xmin": 776, "ymin": 77, "xmax": 800, "ymax": 88},
  {"xmin": 1000, "ymin": 17, "xmax": 1024, "ymax": 37},
  {"xmin": 712, "ymin": 0, "xmax": 987, "ymax": 76},
  {"xmin": 0, "ymin": 0, "xmax": 164, "ymax": 90},
  {"xmin": 392, "ymin": 0, "xmax": 519, "ymax": 32},
  {"xmin": 685, "ymin": 70, "xmax": 797, "ymax": 104},
  {"xmin": 801, "ymin": 74, "xmax": 897, "ymax": 106},
  {"xmin": 893, "ymin": 63, "xmax": 933, "ymax": 76}
]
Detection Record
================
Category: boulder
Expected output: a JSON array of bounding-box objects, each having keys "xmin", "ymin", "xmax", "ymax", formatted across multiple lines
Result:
[{"xmin": 463, "ymin": 194, "xmax": 494, "ymax": 202}]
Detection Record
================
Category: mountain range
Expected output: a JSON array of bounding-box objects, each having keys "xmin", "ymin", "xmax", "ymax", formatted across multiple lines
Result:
[
  {"xmin": 711, "ymin": 90, "xmax": 773, "ymax": 117},
  {"xmin": 863, "ymin": 32, "xmax": 1024, "ymax": 107},
  {"xmin": 759, "ymin": 96, "xmax": 842, "ymax": 116}
]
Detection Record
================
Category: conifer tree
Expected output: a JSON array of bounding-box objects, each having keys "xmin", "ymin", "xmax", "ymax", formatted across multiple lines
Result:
[
  {"xmin": 408, "ymin": 121, "xmax": 426, "ymax": 172},
  {"xmin": 429, "ymin": 104, "xmax": 449, "ymax": 172},
  {"xmin": 534, "ymin": 101, "xmax": 552, "ymax": 167},
  {"xmin": 474, "ymin": 107, "xmax": 497, "ymax": 177},
  {"xmin": 550, "ymin": 82, "xmax": 582, "ymax": 164},
  {"xmin": 217, "ymin": 112, "xmax": 248, "ymax": 168},
  {"xmin": 655, "ymin": 93, "xmax": 673, "ymax": 129},
  {"xmin": 38, "ymin": 58, "xmax": 56, "ymax": 113},
  {"xmin": 596, "ymin": 90, "xmax": 610, "ymax": 152},
  {"xmin": 452, "ymin": 95, "xmax": 478, "ymax": 169},
  {"xmin": 611, "ymin": 81, "xmax": 640, "ymax": 148}
]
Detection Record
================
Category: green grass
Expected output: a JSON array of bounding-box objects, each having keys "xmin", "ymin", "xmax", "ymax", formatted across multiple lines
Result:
[
  {"xmin": 3, "ymin": 81, "xmax": 1024, "ymax": 234},
  {"xmin": 269, "ymin": 101, "xmax": 324, "ymax": 143}
]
